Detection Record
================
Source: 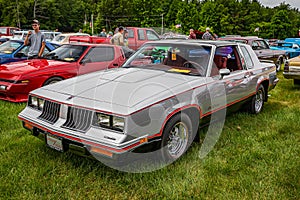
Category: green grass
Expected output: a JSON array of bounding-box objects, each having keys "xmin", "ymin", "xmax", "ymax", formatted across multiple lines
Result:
[{"xmin": 0, "ymin": 72, "xmax": 299, "ymax": 199}]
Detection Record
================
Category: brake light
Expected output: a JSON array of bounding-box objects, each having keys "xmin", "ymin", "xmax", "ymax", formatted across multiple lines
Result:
[{"xmin": 284, "ymin": 60, "xmax": 289, "ymax": 72}]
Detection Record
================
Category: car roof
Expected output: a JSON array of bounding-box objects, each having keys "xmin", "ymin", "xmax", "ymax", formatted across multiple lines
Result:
[
  {"xmin": 144, "ymin": 39, "xmax": 240, "ymax": 47},
  {"xmin": 61, "ymin": 43, "xmax": 120, "ymax": 48},
  {"xmin": 56, "ymin": 33, "xmax": 90, "ymax": 36},
  {"xmin": 219, "ymin": 36, "xmax": 263, "ymax": 41}
]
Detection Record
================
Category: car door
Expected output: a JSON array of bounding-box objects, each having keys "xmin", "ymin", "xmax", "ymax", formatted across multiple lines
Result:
[
  {"xmin": 77, "ymin": 46, "xmax": 118, "ymax": 75},
  {"xmin": 207, "ymin": 45, "xmax": 251, "ymax": 112}
]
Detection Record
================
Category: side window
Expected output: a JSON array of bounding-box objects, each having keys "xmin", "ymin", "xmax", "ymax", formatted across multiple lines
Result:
[
  {"xmin": 82, "ymin": 47, "xmax": 114, "ymax": 63},
  {"xmin": 257, "ymin": 40, "xmax": 269, "ymax": 49},
  {"xmin": 128, "ymin": 29, "xmax": 134, "ymax": 38},
  {"xmin": 138, "ymin": 29, "xmax": 145, "ymax": 40},
  {"xmin": 252, "ymin": 41, "xmax": 259, "ymax": 50},
  {"xmin": 146, "ymin": 30, "xmax": 159, "ymax": 41},
  {"xmin": 241, "ymin": 46, "xmax": 254, "ymax": 69}
]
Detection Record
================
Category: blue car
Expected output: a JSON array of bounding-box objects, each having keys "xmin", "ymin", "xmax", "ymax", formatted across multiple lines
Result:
[
  {"xmin": 0, "ymin": 39, "xmax": 60, "ymax": 64},
  {"xmin": 285, "ymin": 38, "xmax": 300, "ymax": 45},
  {"xmin": 270, "ymin": 41, "xmax": 300, "ymax": 59}
]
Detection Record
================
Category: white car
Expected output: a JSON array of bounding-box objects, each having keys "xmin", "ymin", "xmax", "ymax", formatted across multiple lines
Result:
[
  {"xmin": 52, "ymin": 33, "xmax": 90, "ymax": 45},
  {"xmin": 19, "ymin": 40, "xmax": 279, "ymax": 166}
]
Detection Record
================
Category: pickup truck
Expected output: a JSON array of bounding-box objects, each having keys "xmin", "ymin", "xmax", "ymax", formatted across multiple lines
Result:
[
  {"xmin": 69, "ymin": 27, "xmax": 160, "ymax": 50},
  {"xmin": 0, "ymin": 27, "xmax": 20, "ymax": 38}
]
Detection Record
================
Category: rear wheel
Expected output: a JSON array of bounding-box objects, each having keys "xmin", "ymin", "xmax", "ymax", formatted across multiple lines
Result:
[
  {"xmin": 161, "ymin": 113, "xmax": 194, "ymax": 162},
  {"xmin": 248, "ymin": 85, "xmax": 265, "ymax": 114},
  {"xmin": 43, "ymin": 77, "xmax": 63, "ymax": 86},
  {"xmin": 276, "ymin": 57, "xmax": 284, "ymax": 72}
]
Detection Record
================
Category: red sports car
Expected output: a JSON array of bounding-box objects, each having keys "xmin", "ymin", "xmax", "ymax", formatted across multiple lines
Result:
[{"xmin": 0, "ymin": 44, "xmax": 131, "ymax": 102}]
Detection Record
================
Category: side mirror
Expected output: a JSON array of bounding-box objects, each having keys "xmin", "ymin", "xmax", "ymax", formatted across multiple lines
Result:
[
  {"xmin": 80, "ymin": 58, "xmax": 91, "ymax": 65},
  {"xmin": 219, "ymin": 68, "xmax": 230, "ymax": 79}
]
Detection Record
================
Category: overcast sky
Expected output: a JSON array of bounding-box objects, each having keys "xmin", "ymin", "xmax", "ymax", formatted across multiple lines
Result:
[{"xmin": 259, "ymin": 0, "xmax": 300, "ymax": 9}]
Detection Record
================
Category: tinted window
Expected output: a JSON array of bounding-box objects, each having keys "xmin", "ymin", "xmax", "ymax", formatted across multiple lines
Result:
[
  {"xmin": 241, "ymin": 46, "xmax": 254, "ymax": 69},
  {"xmin": 146, "ymin": 30, "xmax": 159, "ymax": 41},
  {"xmin": 254, "ymin": 40, "xmax": 269, "ymax": 50},
  {"xmin": 83, "ymin": 46, "xmax": 114, "ymax": 62},
  {"xmin": 44, "ymin": 45, "xmax": 87, "ymax": 62},
  {"xmin": 138, "ymin": 30, "xmax": 145, "ymax": 40}
]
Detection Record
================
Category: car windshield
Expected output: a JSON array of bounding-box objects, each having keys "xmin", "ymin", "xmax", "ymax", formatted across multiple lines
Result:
[
  {"xmin": 123, "ymin": 43, "xmax": 212, "ymax": 76},
  {"xmin": 0, "ymin": 40, "xmax": 22, "ymax": 54},
  {"xmin": 52, "ymin": 35, "xmax": 65, "ymax": 42},
  {"xmin": 43, "ymin": 44, "xmax": 87, "ymax": 62}
]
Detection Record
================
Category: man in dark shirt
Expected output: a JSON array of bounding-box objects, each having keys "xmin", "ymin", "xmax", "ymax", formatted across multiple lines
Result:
[{"xmin": 202, "ymin": 27, "xmax": 214, "ymax": 40}]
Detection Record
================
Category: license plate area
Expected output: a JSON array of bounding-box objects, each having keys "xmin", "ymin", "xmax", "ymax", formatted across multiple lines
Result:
[{"xmin": 46, "ymin": 134, "xmax": 64, "ymax": 152}]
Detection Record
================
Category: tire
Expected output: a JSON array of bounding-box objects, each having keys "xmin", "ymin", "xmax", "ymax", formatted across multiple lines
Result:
[
  {"xmin": 294, "ymin": 79, "xmax": 300, "ymax": 86},
  {"xmin": 43, "ymin": 77, "xmax": 63, "ymax": 86},
  {"xmin": 160, "ymin": 113, "xmax": 194, "ymax": 162},
  {"xmin": 248, "ymin": 85, "xmax": 265, "ymax": 114},
  {"xmin": 276, "ymin": 57, "xmax": 283, "ymax": 72}
]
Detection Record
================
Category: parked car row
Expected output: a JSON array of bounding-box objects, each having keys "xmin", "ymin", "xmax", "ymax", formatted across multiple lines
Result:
[
  {"xmin": 218, "ymin": 36, "xmax": 287, "ymax": 72},
  {"xmin": 0, "ymin": 43, "xmax": 134, "ymax": 102},
  {"xmin": 2, "ymin": 27, "xmax": 300, "ymax": 166}
]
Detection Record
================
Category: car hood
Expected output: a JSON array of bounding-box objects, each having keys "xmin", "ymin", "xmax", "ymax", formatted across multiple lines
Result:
[
  {"xmin": 0, "ymin": 59, "xmax": 73, "ymax": 80},
  {"xmin": 289, "ymin": 56, "xmax": 300, "ymax": 66},
  {"xmin": 36, "ymin": 68, "xmax": 206, "ymax": 115},
  {"xmin": 0, "ymin": 53, "xmax": 11, "ymax": 58},
  {"xmin": 255, "ymin": 49, "xmax": 286, "ymax": 58},
  {"xmin": 270, "ymin": 47, "xmax": 295, "ymax": 52}
]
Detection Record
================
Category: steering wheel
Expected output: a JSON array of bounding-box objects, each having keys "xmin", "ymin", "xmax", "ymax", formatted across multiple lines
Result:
[{"xmin": 182, "ymin": 61, "xmax": 205, "ymax": 75}]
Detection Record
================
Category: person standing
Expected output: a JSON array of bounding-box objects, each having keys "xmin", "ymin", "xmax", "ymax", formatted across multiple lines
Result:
[
  {"xmin": 99, "ymin": 28, "xmax": 107, "ymax": 37},
  {"xmin": 110, "ymin": 26, "xmax": 124, "ymax": 46},
  {"xmin": 202, "ymin": 27, "xmax": 214, "ymax": 40},
  {"xmin": 188, "ymin": 29, "xmax": 196, "ymax": 39},
  {"xmin": 24, "ymin": 19, "xmax": 46, "ymax": 59}
]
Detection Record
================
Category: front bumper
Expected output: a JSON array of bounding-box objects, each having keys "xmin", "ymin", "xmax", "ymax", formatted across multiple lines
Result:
[
  {"xmin": 0, "ymin": 81, "xmax": 29, "ymax": 102},
  {"xmin": 283, "ymin": 72, "xmax": 300, "ymax": 80},
  {"xmin": 19, "ymin": 114, "xmax": 156, "ymax": 160}
]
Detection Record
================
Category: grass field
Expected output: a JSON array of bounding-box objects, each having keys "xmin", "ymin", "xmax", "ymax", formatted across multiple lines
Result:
[{"xmin": 0, "ymin": 72, "xmax": 299, "ymax": 199}]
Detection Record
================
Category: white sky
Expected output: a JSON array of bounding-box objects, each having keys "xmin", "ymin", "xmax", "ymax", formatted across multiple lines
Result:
[{"xmin": 259, "ymin": 0, "xmax": 300, "ymax": 9}]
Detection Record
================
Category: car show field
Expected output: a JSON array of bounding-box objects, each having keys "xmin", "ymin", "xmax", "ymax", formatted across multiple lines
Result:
[
  {"xmin": 0, "ymin": 71, "xmax": 299, "ymax": 199},
  {"xmin": 1, "ymin": 0, "xmax": 300, "ymax": 198}
]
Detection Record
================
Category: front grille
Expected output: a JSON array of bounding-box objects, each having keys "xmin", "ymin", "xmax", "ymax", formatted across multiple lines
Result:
[
  {"xmin": 38, "ymin": 101, "xmax": 60, "ymax": 124},
  {"xmin": 61, "ymin": 107, "xmax": 93, "ymax": 132}
]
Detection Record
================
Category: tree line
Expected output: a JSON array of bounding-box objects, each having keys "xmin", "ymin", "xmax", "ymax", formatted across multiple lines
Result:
[{"xmin": 1, "ymin": 0, "xmax": 299, "ymax": 39}]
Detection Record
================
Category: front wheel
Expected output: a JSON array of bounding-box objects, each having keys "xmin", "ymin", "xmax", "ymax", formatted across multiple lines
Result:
[
  {"xmin": 161, "ymin": 113, "xmax": 194, "ymax": 162},
  {"xmin": 43, "ymin": 77, "xmax": 63, "ymax": 86},
  {"xmin": 248, "ymin": 85, "xmax": 265, "ymax": 114}
]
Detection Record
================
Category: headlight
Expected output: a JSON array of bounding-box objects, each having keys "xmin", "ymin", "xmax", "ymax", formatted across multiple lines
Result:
[
  {"xmin": 94, "ymin": 113, "xmax": 125, "ymax": 133},
  {"xmin": 97, "ymin": 113, "xmax": 110, "ymax": 127},
  {"xmin": 0, "ymin": 85, "xmax": 7, "ymax": 90},
  {"xmin": 112, "ymin": 116, "xmax": 125, "ymax": 132},
  {"xmin": 28, "ymin": 95, "xmax": 45, "ymax": 111}
]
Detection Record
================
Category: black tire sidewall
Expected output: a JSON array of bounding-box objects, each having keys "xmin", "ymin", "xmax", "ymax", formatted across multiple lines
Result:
[
  {"xmin": 43, "ymin": 77, "xmax": 63, "ymax": 86},
  {"xmin": 160, "ymin": 112, "xmax": 194, "ymax": 163},
  {"xmin": 249, "ymin": 85, "xmax": 265, "ymax": 114}
]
